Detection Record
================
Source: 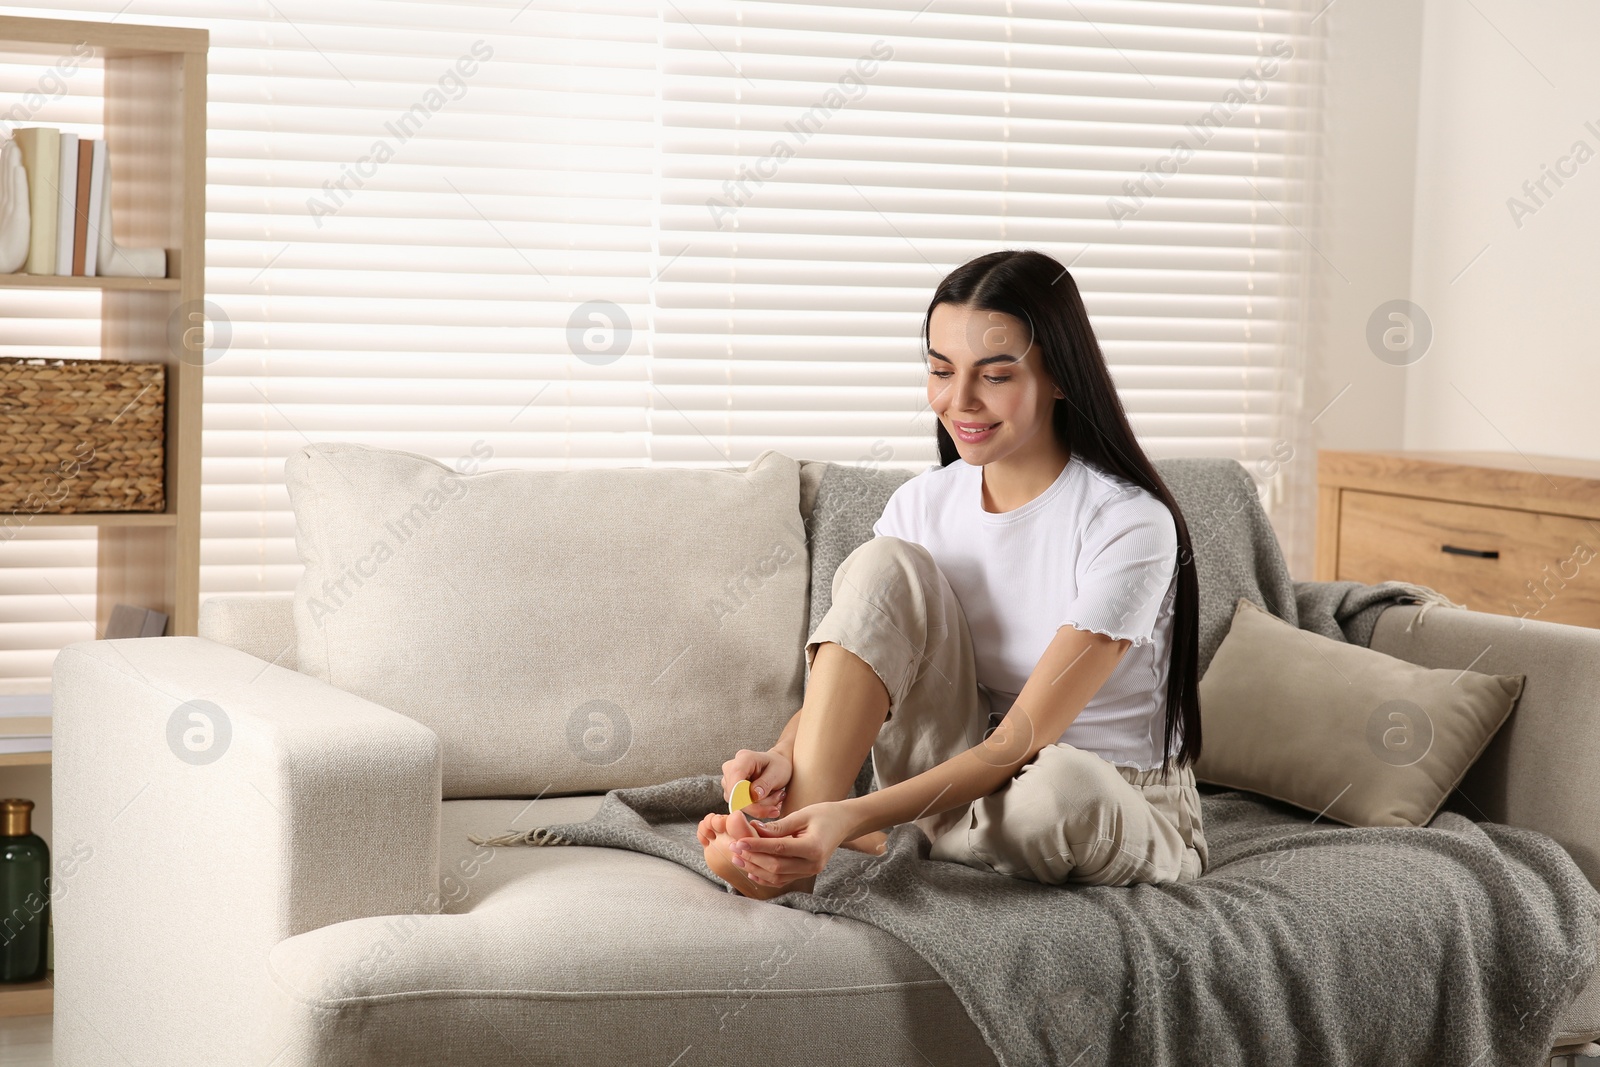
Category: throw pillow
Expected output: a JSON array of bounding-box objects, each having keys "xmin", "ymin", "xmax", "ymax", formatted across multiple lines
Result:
[
  {"xmin": 1194, "ymin": 597, "xmax": 1524, "ymax": 827},
  {"xmin": 285, "ymin": 442, "xmax": 810, "ymax": 798}
]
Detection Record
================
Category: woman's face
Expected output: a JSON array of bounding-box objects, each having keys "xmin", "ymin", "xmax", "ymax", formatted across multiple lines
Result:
[{"xmin": 926, "ymin": 301, "xmax": 1064, "ymax": 464}]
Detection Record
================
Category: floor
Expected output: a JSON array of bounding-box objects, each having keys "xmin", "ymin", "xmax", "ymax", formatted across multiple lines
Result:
[
  {"xmin": 0, "ymin": 1015, "xmax": 49, "ymax": 1066},
  {"xmin": 3, "ymin": 1013, "xmax": 1597, "ymax": 1064}
]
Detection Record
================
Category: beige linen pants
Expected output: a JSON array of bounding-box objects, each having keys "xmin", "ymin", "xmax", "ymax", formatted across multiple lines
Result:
[{"xmin": 804, "ymin": 536, "xmax": 1208, "ymax": 887}]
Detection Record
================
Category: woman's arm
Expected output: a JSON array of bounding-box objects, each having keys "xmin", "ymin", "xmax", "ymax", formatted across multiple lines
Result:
[
  {"xmin": 713, "ymin": 708, "xmax": 803, "ymax": 821},
  {"xmin": 769, "ymin": 708, "xmax": 801, "ymax": 759},
  {"xmin": 840, "ymin": 623, "xmax": 1131, "ymax": 839},
  {"xmin": 733, "ymin": 624, "xmax": 1133, "ymax": 882}
]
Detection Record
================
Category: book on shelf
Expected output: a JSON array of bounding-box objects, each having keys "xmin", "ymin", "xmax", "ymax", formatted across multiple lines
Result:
[
  {"xmin": 73, "ymin": 138, "xmax": 93, "ymax": 275},
  {"xmin": 13, "ymin": 126, "xmax": 59, "ymax": 275},
  {"xmin": 54, "ymin": 131, "xmax": 78, "ymax": 277},
  {"xmin": 104, "ymin": 603, "xmax": 168, "ymax": 638},
  {"xmin": 0, "ymin": 694, "xmax": 50, "ymax": 755},
  {"xmin": 8, "ymin": 126, "xmax": 160, "ymax": 279},
  {"xmin": 50, "ymin": 134, "xmax": 108, "ymax": 278},
  {"xmin": 84, "ymin": 138, "xmax": 107, "ymax": 277},
  {"xmin": 0, "ymin": 735, "xmax": 50, "ymax": 755}
]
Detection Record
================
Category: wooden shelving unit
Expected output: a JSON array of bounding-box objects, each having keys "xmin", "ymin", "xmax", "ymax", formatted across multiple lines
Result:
[
  {"xmin": 0, "ymin": 14, "xmax": 207, "ymax": 639},
  {"xmin": 17, "ymin": 513, "xmax": 178, "ymax": 527},
  {"xmin": 0, "ymin": 272, "xmax": 179, "ymax": 290},
  {"xmin": 0, "ymin": 972, "xmax": 51, "ymax": 1018},
  {"xmin": 0, "ymin": 14, "xmax": 207, "ymax": 1020}
]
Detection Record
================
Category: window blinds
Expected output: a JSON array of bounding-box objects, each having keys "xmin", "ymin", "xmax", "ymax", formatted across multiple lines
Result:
[
  {"xmin": 655, "ymin": 0, "xmax": 1315, "ymax": 465},
  {"xmin": 2, "ymin": 0, "xmax": 662, "ymax": 689},
  {"xmin": 1, "ymin": 0, "xmax": 1317, "ymax": 690}
]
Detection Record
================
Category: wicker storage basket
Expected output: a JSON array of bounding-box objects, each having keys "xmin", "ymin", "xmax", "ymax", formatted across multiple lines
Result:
[{"xmin": 0, "ymin": 356, "xmax": 166, "ymax": 513}]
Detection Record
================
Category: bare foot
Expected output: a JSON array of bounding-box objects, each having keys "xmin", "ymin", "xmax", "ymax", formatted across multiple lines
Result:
[
  {"xmin": 696, "ymin": 812, "xmax": 728, "ymax": 848},
  {"xmin": 703, "ymin": 809, "xmax": 815, "ymax": 899}
]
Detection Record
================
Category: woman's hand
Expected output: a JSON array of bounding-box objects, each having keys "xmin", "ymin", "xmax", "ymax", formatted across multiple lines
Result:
[
  {"xmin": 730, "ymin": 801, "xmax": 857, "ymax": 887},
  {"xmin": 721, "ymin": 747, "xmax": 792, "ymax": 819}
]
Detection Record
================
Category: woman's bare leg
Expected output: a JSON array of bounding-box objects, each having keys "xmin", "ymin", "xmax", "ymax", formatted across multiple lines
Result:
[
  {"xmin": 788, "ymin": 640, "xmax": 891, "ymax": 809},
  {"xmin": 789, "ymin": 640, "xmax": 891, "ymax": 854},
  {"xmin": 704, "ymin": 640, "xmax": 891, "ymax": 898}
]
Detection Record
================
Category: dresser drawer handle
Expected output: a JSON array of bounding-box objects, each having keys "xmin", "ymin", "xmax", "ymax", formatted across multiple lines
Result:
[{"xmin": 1441, "ymin": 543, "xmax": 1500, "ymax": 560}]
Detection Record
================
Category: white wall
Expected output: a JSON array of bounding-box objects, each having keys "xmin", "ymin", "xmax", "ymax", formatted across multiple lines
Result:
[
  {"xmin": 1287, "ymin": 0, "xmax": 1424, "ymax": 577},
  {"xmin": 1405, "ymin": 0, "xmax": 1600, "ymax": 458},
  {"xmin": 1292, "ymin": 0, "xmax": 1597, "ymax": 578}
]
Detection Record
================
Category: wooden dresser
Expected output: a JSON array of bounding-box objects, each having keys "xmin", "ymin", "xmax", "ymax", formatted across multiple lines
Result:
[{"xmin": 1316, "ymin": 450, "xmax": 1600, "ymax": 629}]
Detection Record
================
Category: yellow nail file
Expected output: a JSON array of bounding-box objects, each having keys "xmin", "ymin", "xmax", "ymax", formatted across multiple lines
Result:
[{"xmin": 728, "ymin": 779, "xmax": 755, "ymax": 814}]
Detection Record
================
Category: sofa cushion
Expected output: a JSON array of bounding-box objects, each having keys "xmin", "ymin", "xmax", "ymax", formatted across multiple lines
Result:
[
  {"xmin": 197, "ymin": 593, "xmax": 296, "ymax": 670},
  {"xmin": 263, "ymin": 797, "xmax": 998, "ymax": 1066},
  {"xmin": 1195, "ymin": 597, "xmax": 1525, "ymax": 827},
  {"xmin": 1555, "ymin": 960, "xmax": 1600, "ymax": 1049},
  {"xmin": 265, "ymin": 796, "xmax": 1600, "ymax": 1062},
  {"xmin": 284, "ymin": 443, "xmax": 810, "ymax": 798}
]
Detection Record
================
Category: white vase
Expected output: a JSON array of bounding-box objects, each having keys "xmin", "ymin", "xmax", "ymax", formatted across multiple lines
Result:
[{"xmin": 0, "ymin": 138, "xmax": 28, "ymax": 274}]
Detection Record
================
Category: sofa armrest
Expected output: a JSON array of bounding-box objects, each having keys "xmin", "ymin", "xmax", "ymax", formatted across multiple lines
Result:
[
  {"xmin": 1370, "ymin": 604, "xmax": 1600, "ymax": 888},
  {"xmin": 52, "ymin": 637, "xmax": 441, "ymax": 1065}
]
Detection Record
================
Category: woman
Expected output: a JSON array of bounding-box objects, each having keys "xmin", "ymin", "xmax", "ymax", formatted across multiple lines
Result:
[{"xmin": 697, "ymin": 249, "xmax": 1207, "ymax": 900}]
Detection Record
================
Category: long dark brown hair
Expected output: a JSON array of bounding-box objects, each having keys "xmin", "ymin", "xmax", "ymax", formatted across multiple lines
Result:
[{"xmin": 923, "ymin": 249, "xmax": 1201, "ymax": 781}]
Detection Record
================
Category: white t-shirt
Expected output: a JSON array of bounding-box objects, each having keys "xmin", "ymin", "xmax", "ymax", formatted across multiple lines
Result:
[{"xmin": 871, "ymin": 455, "xmax": 1180, "ymax": 771}]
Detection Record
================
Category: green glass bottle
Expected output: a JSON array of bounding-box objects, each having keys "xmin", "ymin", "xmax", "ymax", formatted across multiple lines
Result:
[{"xmin": 0, "ymin": 798, "xmax": 49, "ymax": 983}]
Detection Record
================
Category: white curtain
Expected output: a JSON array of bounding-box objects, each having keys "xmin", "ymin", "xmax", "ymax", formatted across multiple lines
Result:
[{"xmin": 0, "ymin": 0, "xmax": 1318, "ymax": 689}]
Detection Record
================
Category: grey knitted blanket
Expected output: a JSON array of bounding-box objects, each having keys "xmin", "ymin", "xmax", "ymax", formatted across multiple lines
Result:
[
  {"xmin": 472, "ymin": 458, "xmax": 1600, "ymax": 1067},
  {"xmin": 473, "ymin": 775, "xmax": 1598, "ymax": 1067}
]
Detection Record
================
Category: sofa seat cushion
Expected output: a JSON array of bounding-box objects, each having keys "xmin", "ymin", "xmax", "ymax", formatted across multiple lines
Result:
[
  {"xmin": 265, "ymin": 797, "xmax": 998, "ymax": 1066},
  {"xmin": 1558, "ymin": 960, "xmax": 1600, "ymax": 1047}
]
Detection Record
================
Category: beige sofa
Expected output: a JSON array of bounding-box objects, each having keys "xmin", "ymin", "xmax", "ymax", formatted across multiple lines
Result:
[{"xmin": 49, "ymin": 447, "xmax": 1600, "ymax": 1065}]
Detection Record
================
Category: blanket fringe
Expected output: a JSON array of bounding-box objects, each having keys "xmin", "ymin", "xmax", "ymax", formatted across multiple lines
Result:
[
  {"xmin": 467, "ymin": 827, "xmax": 574, "ymax": 848},
  {"xmin": 1387, "ymin": 581, "xmax": 1469, "ymax": 631}
]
